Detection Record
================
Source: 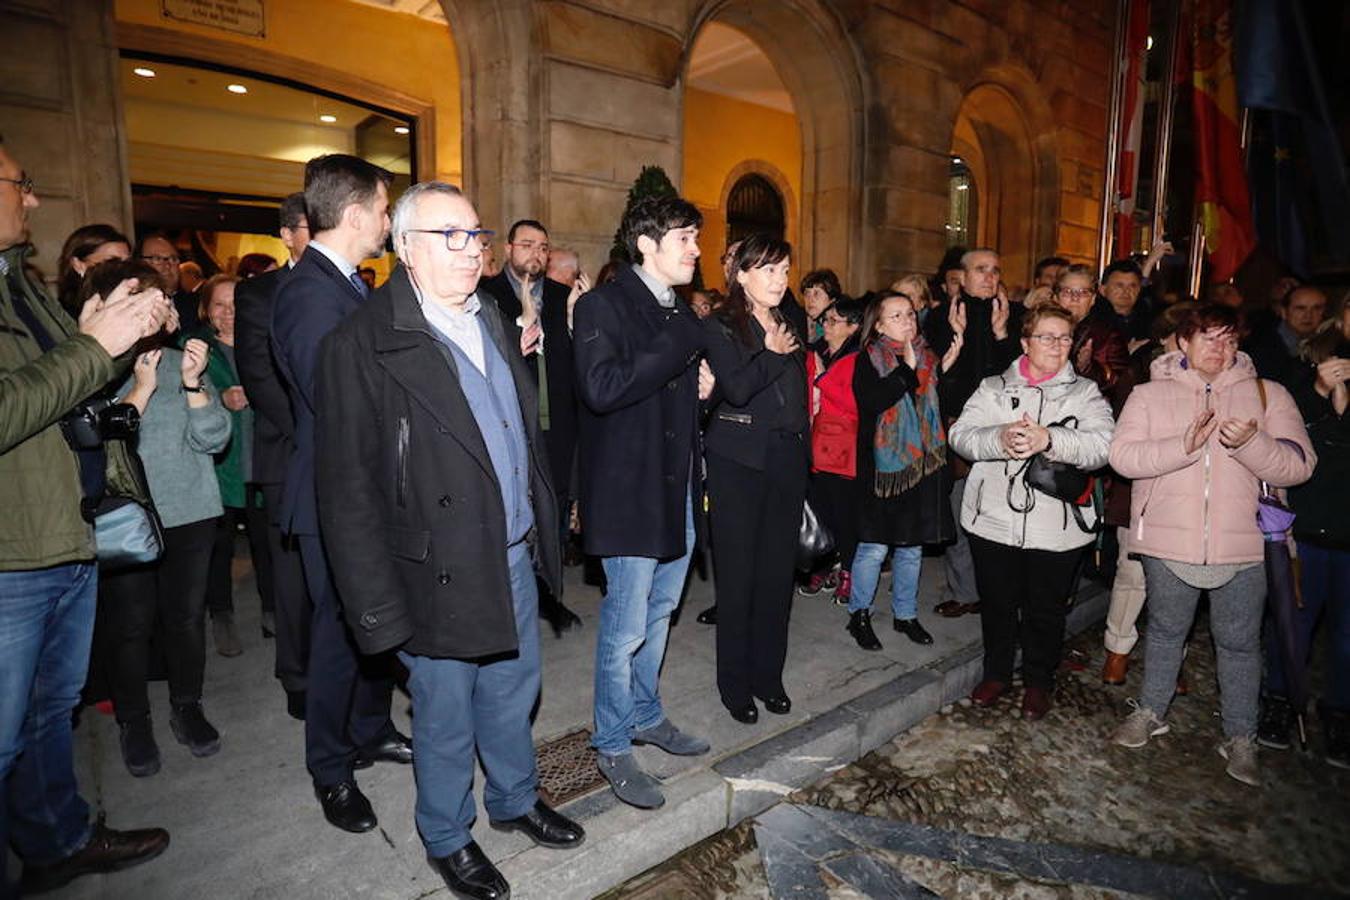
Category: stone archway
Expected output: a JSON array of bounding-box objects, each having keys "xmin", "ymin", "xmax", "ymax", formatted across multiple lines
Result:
[{"xmin": 683, "ymin": 0, "xmax": 865, "ymax": 289}]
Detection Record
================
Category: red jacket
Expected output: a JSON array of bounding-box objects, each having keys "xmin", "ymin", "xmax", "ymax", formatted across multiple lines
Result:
[{"xmin": 809, "ymin": 349, "xmax": 859, "ymax": 477}]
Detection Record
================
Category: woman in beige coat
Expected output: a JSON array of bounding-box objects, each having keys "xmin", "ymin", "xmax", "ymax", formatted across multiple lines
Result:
[{"xmin": 1107, "ymin": 304, "xmax": 1315, "ymax": 787}]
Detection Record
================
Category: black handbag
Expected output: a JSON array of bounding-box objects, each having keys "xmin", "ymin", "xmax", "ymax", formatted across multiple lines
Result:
[
  {"xmin": 796, "ymin": 499, "xmax": 836, "ymax": 572},
  {"xmin": 1008, "ymin": 416, "xmax": 1099, "ymax": 533},
  {"xmin": 93, "ymin": 495, "xmax": 165, "ymax": 570}
]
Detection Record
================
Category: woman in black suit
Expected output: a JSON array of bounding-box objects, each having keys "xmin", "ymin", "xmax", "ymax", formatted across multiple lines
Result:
[{"xmin": 702, "ymin": 234, "xmax": 807, "ymax": 724}]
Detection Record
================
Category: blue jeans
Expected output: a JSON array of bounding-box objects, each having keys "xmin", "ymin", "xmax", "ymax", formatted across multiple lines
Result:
[
  {"xmin": 592, "ymin": 497, "xmax": 694, "ymax": 757},
  {"xmin": 1265, "ymin": 541, "xmax": 1350, "ymax": 712},
  {"xmin": 398, "ymin": 544, "xmax": 540, "ymax": 857},
  {"xmin": 0, "ymin": 564, "xmax": 96, "ymax": 883},
  {"xmin": 849, "ymin": 542, "xmax": 922, "ymax": 620}
]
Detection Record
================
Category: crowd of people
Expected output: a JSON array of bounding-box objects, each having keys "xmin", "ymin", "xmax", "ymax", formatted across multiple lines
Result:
[{"xmin": 1, "ymin": 134, "xmax": 1347, "ymax": 900}]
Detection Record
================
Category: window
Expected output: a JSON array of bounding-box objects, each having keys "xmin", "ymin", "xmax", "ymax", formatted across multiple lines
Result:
[{"xmin": 726, "ymin": 173, "xmax": 786, "ymax": 244}]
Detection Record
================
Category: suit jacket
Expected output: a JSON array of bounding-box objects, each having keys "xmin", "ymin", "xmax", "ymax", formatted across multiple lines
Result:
[
  {"xmin": 316, "ymin": 266, "xmax": 561, "ymax": 658},
  {"xmin": 271, "ymin": 246, "xmax": 365, "ymax": 536},
  {"xmin": 572, "ymin": 265, "xmax": 705, "ymax": 558},
  {"xmin": 477, "ymin": 271, "xmax": 579, "ymax": 495},
  {"xmin": 234, "ymin": 265, "xmax": 295, "ymax": 486}
]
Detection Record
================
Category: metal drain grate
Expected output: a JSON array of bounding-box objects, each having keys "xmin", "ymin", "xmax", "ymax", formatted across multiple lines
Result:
[{"xmin": 536, "ymin": 728, "xmax": 604, "ymax": 806}]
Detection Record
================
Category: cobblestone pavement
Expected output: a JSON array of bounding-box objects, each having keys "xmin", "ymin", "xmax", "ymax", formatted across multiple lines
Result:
[{"xmin": 607, "ymin": 621, "xmax": 1350, "ymax": 899}]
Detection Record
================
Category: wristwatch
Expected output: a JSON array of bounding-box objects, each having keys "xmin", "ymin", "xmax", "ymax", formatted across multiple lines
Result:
[{"xmin": 182, "ymin": 382, "xmax": 205, "ymax": 394}]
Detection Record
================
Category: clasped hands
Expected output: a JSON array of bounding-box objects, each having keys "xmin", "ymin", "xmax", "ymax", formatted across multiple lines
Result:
[{"xmin": 1000, "ymin": 413, "xmax": 1051, "ymax": 460}]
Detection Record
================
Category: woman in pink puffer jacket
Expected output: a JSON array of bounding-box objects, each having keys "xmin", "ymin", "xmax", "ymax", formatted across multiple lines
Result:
[{"xmin": 1106, "ymin": 304, "xmax": 1315, "ymax": 788}]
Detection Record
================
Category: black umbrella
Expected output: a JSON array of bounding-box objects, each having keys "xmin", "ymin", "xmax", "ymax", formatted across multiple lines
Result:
[{"xmin": 1260, "ymin": 489, "xmax": 1307, "ymax": 748}]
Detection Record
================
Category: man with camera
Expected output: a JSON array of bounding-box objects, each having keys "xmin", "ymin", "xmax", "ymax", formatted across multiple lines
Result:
[{"xmin": 0, "ymin": 135, "xmax": 173, "ymax": 894}]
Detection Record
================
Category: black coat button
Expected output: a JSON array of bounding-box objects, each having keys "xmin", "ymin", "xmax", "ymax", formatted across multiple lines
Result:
[
  {"xmin": 437, "ymin": 571, "xmax": 451, "ymax": 585},
  {"xmin": 360, "ymin": 612, "xmax": 378, "ymax": 627},
  {"xmin": 439, "ymin": 495, "xmax": 452, "ymax": 507}
]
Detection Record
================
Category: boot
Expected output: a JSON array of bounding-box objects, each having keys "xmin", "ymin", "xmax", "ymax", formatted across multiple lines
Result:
[
  {"xmin": 846, "ymin": 609, "xmax": 881, "ymax": 651},
  {"xmin": 1101, "ymin": 651, "xmax": 1129, "ymax": 685}
]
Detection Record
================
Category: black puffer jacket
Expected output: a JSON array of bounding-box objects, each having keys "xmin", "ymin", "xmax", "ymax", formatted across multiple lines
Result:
[{"xmin": 1288, "ymin": 350, "xmax": 1350, "ymax": 548}]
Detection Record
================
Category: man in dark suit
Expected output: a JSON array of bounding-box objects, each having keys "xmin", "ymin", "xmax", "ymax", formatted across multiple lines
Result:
[
  {"xmin": 478, "ymin": 218, "xmax": 583, "ymax": 634},
  {"xmin": 317, "ymin": 181, "xmax": 583, "ymax": 900},
  {"xmin": 573, "ymin": 196, "xmax": 715, "ymax": 810},
  {"xmin": 234, "ymin": 191, "xmax": 312, "ymax": 719},
  {"xmin": 271, "ymin": 155, "xmax": 409, "ymax": 834}
]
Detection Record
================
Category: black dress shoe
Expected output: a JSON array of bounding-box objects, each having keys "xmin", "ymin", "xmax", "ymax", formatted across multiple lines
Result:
[
  {"xmin": 758, "ymin": 695, "xmax": 792, "ymax": 715},
  {"xmin": 286, "ymin": 690, "xmax": 307, "ymax": 722},
  {"xmin": 696, "ymin": 605, "xmax": 717, "ymax": 625},
  {"xmin": 20, "ymin": 814, "xmax": 170, "ymax": 894},
  {"xmin": 432, "ymin": 841, "xmax": 510, "ymax": 900},
  {"xmin": 316, "ymin": 781, "xmax": 377, "ymax": 833},
  {"xmin": 354, "ymin": 730, "xmax": 413, "ymax": 769},
  {"xmin": 893, "ymin": 617, "xmax": 934, "ymax": 645},
  {"xmin": 489, "ymin": 800, "xmax": 585, "ymax": 848},
  {"xmin": 727, "ymin": 701, "xmax": 758, "ymax": 724},
  {"xmin": 847, "ymin": 609, "xmax": 883, "ymax": 651}
]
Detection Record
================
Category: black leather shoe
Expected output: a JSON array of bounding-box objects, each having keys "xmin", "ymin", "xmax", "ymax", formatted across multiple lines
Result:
[
  {"xmin": 696, "ymin": 605, "xmax": 717, "ymax": 625},
  {"xmin": 490, "ymin": 800, "xmax": 585, "ymax": 849},
  {"xmin": 727, "ymin": 701, "xmax": 758, "ymax": 724},
  {"xmin": 759, "ymin": 695, "xmax": 792, "ymax": 715},
  {"xmin": 893, "ymin": 617, "xmax": 934, "ymax": 645},
  {"xmin": 431, "ymin": 841, "xmax": 510, "ymax": 900},
  {"xmin": 316, "ymin": 781, "xmax": 377, "ymax": 833},
  {"xmin": 354, "ymin": 730, "xmax": 413, "ymax": 769},
  {"xmin": 20, "ymin": 814, "xmax": 170, "ymax": 895},
  {"xmin": 847, "ymin": 610, "xmax": 883, "ymax": 651}
]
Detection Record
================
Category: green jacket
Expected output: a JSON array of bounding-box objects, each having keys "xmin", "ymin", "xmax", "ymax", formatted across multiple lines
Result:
[
  {"xmin": 189, "ymin": 327, "xmax": 255, "ymax": 509},
  {"xmin": 0, "ymin": 245, "xmax": 147, "ymax": 571}
]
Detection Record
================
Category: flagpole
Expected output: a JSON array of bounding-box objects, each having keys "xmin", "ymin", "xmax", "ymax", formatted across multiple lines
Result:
[
  {"xmin": 1150, "ymin": 0, "xmax": 1183, "ymax": 242},
  {"xmin": 1189, "ymin": 217, "xmax": 1205, "ymax": 299},
  {"xmin": 1098, "ymin": 0, "xmax": 1131, "ymax": 275}
]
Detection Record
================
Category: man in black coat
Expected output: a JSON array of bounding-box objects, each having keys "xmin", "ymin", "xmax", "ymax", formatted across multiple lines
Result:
[
  {"xmin": 923, "ymin": 247, "xmax": 1021, "ymax": 618},
  {"xmin": 271, "ymin": 155, "xmax": 407, "ymax": 834},
  {"xmin": 573, "ymin": 195, "xmax": 715, "ymax": 810},
  {"xmin": 234, "ymin": 191, "xmax": 311, "ymax": 719},
  {"xmin": 478, "ymin": 218, "xmax": 583, "ymax": 634},
  {"xmin": 317, "ymin": 182, "xmax": 583, "ymax": 900}
]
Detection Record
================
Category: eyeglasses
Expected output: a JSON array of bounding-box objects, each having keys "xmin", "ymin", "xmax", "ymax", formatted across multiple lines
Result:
[
  {"xmin": 511, "ymin": 239, "xmax": 549, "ymax": 254},
  {"xmin": 405, "ymin": 228, "xmax": 495, "ymax": 251},
  {"xmin": 140, "ymin": 254, "xmax": 180, "ymax": 266},
  {"xmin": 1057, "ymin": 288, "xmax": 1094, "ymax": 299},
  {"xmin": 0, "ymin": 174, "xmax": 34, "ymax": 195},
  {"xmin": 1028, "ymin": 333, "xmax": 1074, "ymax": 346}
]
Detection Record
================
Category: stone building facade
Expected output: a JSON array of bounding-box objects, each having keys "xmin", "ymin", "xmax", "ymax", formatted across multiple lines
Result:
[{"xmin": 2, "ymin": 0, "xmax": 1113, "ymax": 291}]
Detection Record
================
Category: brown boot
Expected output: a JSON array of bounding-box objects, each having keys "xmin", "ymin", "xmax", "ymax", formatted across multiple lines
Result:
[
  {"xmin": 1101, "ymin": 651, "xmax": 1129, "ymax": 685},
  {"xmin": 21, "ymin": 815, "xmax": 169, "ymax": 894}
]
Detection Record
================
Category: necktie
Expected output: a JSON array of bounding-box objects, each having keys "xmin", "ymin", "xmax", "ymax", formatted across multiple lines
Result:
[{"xmin": 349, "ymin": 271, "xmax": 369, "ymax": 299}]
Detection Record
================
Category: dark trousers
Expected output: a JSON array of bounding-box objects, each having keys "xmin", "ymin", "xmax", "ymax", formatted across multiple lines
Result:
[
  {"xmin": 808, "ymin": 471, "xmax": 859, "ymax": 570},
  {"xmin": 297, "ymin": 533, "xmax": 395, "ymax": 787},
  {"xmin": 205, "ymin": 487, "xmax": 273, "ymax": 620},
  {"xmin": 102, "ymin": 518, "xmax": 217, "ymax": 721},
  {"xmin": 968, "ymin": 533, "xmax": 1083, "ymax": 690},
  {"xmin": 262, "ymin": 484, "xmax": 310, "ymax": 694},
  {"xmin": 707, "ymin": 436, "xmax": 808, "ymax": 709}
]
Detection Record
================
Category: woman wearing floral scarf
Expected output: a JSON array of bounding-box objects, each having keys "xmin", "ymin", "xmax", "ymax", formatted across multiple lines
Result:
[{"xmin": 846, "ymin": 290, "xmax": 965, "ymax": 651}]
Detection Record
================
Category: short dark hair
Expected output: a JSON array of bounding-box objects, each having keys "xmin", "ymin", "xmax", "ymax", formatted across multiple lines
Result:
[
  {"xmin": 1176, "ymin": 302, "xmax": 1246, "ymax": 342},
  {"xmin": 722, "ymin": 233, "xmax": 793, "ymax": 346},
  {"xmin": 1034, "ymin": 256, "xmax": 1070, "ymax": 279},
  {"xmin": 826, "ymin": 295, "xmax": 865, "ymax": 325},
  {"xmin": 279, "ymin": 192, "xmax": 307, "ymax": 231},
  {"xmin": 1102, "ymin": 258, "xmax": 1143, "ymax": 282},
  {"xmin": 801, "ymin": 268, "xmax": 841, "ymax": 299},
  {"xmin": 78, "ymin": 258, "xmax": 162, "ymax": 307},
  {"xmin": 508, "ymin": 219, "xmax": 548, "ymax": 243},
  {"xmin": 303, "ymin": 154, "xmax": 393, "ymax": 234},
  {"xmin": 58, "ymin": 223, "xmax": 131, "ymax": 313},
  {"xmin": 620, "ymin": 196, "xmax": 701, "ymax": 264}
]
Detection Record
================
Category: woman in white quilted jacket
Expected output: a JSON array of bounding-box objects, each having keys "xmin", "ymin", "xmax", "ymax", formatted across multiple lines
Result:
[{"xmin": 949, "ymin": 304, "xmax": 1114, "ymax": 721}]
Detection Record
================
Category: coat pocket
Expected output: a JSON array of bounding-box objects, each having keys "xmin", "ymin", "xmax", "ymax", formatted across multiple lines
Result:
[{"xmin": 385, "ymin": 525, "xmax": 430, "ymax": 563}]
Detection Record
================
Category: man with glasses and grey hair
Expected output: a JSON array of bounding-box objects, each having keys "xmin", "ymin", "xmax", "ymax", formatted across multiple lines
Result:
[{"xmin": 316, "ymin": 181, "xmax": 583, "ymax": 900}]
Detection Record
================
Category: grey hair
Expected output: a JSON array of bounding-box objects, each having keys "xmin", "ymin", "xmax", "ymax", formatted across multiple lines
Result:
[
  {"xmin": 390, "ymin": 181, "xmax": 465, "ymax": 258},
  {"xmin": 960, "ymin": 247, "xmax": 999, "ymax": 270}
]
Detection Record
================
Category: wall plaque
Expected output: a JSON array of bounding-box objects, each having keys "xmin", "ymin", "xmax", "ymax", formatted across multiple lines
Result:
[{"xmin": 161, "ymin": 0, "xmax": 265, "ymax": 38}]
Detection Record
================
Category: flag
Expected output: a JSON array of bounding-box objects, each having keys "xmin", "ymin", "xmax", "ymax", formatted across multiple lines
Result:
[
  {"xmin": 1190, "ymin": 0, "xmax": 1254, "ymax": 282},
  {"xmin": 1236, "ymin": 0, "xmax": 1350, "ymax": 276},
  {"xmin": 1113, "ymin": 0, "xmax": 1151, "ymax": 258}
]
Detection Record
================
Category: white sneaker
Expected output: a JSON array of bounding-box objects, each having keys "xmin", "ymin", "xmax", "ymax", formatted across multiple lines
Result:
[
  {"xmin": 1110, "ymin": 700, "xmax": 1170, "ymax": 749},
  {"xmin": 1218, "ymin": 736, "xmax": 1260, "ymax": 787}
]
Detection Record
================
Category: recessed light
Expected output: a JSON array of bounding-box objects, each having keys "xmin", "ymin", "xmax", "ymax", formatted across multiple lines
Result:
[
  {"xmin": 952, "ymin": 156, "xmax": 963, "ymax": 164},
  {"xmin": 319, "ymin": 114, "xmax": 337, "ymax": 123},
  {"xmin": 133, "ymin": 67, "xmax": 156, "ymax": 78},
  {"xmin": 227, "ymin": 83, "xmax": 248, "ymax": 94},
  {"xmin": 393, "ymin": 125, "xmax": 410, "ymax": 135}
]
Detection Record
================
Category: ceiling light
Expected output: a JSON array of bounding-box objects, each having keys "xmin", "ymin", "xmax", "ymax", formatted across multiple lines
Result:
[
  {"xmin": 952, "ymin": 156, "xmax": 963, "ymax": 164},
  {"xmin": 956, "ymin": 184, "xmax": 969, "ymax": 191},
  {"xmin": 393, "ymin": 125, "xmax": 410, "ymax": 135},
  {"xmin": 133, "ymin": 67, "xmax": 156, "ymax": 78},
  {"xmin": 1147, "ymin": 35, "xmax": 1155, "ymax": 51},
  {"xmin": 227, "ymin": 83, "xmax": 248, "ymax": 94},
  {"xmin": 319, "ymin": 114, "xmax": 337, "ymax": 123}
]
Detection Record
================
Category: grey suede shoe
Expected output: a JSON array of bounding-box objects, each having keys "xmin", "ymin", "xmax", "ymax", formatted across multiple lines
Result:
[
  {"xmin": 597, "ymin": 753, "xmax": 665, "ymax": 809},
  {"xmin": 632, "ymin": 718, "xmax": 711, "ymax": 756}
]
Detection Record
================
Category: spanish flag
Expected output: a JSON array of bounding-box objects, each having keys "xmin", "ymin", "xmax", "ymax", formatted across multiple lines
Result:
[{"xmin": 1190, "ymin": 0, "xmax": 1254, "ymax": 282}]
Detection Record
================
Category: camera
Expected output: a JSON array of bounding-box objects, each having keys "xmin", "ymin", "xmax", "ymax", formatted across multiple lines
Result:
[{"xmin": 60, "ymin": 396, "xmax": 140, "ymax": 450}]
